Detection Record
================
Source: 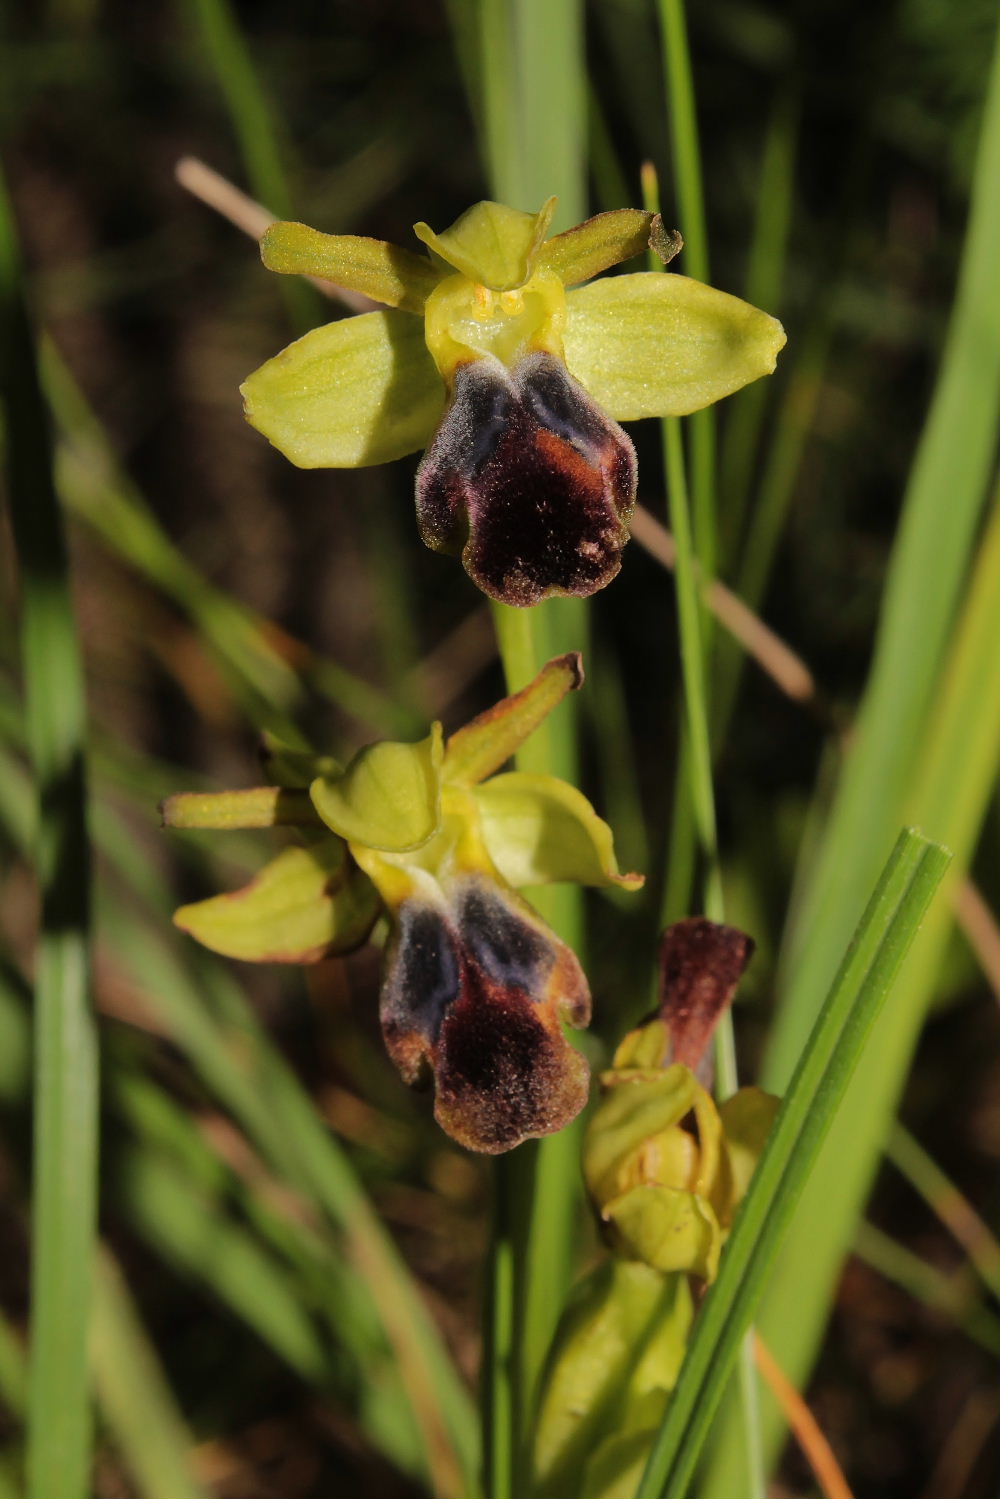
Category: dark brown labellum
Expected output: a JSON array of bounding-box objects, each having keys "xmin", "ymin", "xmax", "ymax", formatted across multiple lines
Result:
[
  {"xmin": 379, "ymin": 875, "xmax": 591, "ymax": 1152},
  {"xmin": 415, "ymin": 351, "xmax": 637, "ymax": 607}
]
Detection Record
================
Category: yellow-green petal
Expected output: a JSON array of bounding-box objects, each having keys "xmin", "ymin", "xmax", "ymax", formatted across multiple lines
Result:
[
  {"xmin": 241, "ymin": 309, "xmax": 445, "ymax": 468},
  {"xmin": 444, "ymin": 652, "xmax": 583, "ymax": 787},
  {"xmin": 535, "ymin": 208, "xmax": 661, "ymax": 287},
  {"xmin": 413, "ymin": 198, "xmax": 557, "ymax": 291},
  {"xmin": 310, "ymin": 725, "xmax": 443, "ymax": 852},
  {"xmin": 173, "ymin": 840, "xmax": 378, "ymax": 963},
  {"xmin": 473, "ymin": 772, "xmax": 644, "ymax": 891},
  {"xmin": 260, "ymin": 221, "xmax": 442, "ymax": 312},
  {"xmin": 564, "ymin": 273, "xmax": 786, "ymax": 420}
]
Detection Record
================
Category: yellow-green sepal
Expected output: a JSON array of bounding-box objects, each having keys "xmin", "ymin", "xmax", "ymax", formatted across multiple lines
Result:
[
  {"xmin": 602, "ymin": 1183, "xmax": 722, "ymax": 1279},
  {"xmin": 241, "ymin": 309, "xmax": 445, "ymax": 468},
  {"xmin": 172, "ymin": 839, "xmax": 379, "ymax": 963},
  {"xmin": 310, "ymin": 725, "xmax": 444, "ymax": 852},
  {"xmin": 533, "ymin": 1259, "xmax": 692, "ymax": 1499},
  {"xmin": 473, "ymin": 772, "xmax": 644, "ymax": 891},
  {"xmin": 160, "ymin": 786, "xmax": 321, "ymax": 830},
  {"xmin": 413, "ymin": 198, "xmax": 557, "ymax": 291},
  {"xmin": 444, "ymin": 652, "xmax": 583, "ymax": 786},
  {"xmin": 260, "ymin": 221, "xmax": 443, "ymax": 312},
  {"xmin": 563, "ymin": 272, "xmax": 786, "ymax": 420},
  {"xmin": 584, "ymin": 1065, "xmax": 702, "ymax": 1210},
  {"xmin": 719, "ymin": 1085, "xmax": 781, "ymax": 1210},
  {"xmin": 536, "ymin": 208, "xmax": 661, "ymax": 287}
]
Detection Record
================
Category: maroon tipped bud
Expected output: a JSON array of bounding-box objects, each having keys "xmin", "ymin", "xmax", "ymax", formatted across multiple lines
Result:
[
  {"xmin": 658, "ymin": 918, "xmax": 755, "ymax": 1081},
  {"xmin": 415, "ymin": 351, "xmax": 637, "ymax": 607},
  {"xmin": 379, "ymin": 875, "xmax": 591, "ymax": 1153}
]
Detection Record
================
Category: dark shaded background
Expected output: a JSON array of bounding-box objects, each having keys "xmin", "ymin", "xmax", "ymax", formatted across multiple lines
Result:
[{"xmin": 1, "ymin": 0, "xmax": 997, "ymax": 1494}]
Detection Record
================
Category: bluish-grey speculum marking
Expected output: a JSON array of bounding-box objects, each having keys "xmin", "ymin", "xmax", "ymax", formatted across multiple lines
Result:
[
  {"xmin": 384, "ymin": 902, "xmax": 461, "ymax": 1042},
  {"xmin": 458, "ymin": 880, "xmax": 551, "ymax": 995}
]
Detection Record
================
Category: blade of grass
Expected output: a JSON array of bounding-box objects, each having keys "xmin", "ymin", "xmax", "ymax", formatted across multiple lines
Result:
[
  {"xmin": 771, "ymin": 44, "xmax": 1000, "ymax": 1058},
  {"xmin": 90, "ymin": 1249, "xmax": 212, "ymax": 1499},
  {"xmin": 655, "ymin": 0, "xmax": 716, "ymax": 582},
  {"xmin": 633, "ymin": 828, "xmax": 952, "ymax": 1499},
  {"xmin": 642, "ymin": 158, "xmax": 764, "ymax": 1499},
  {"xmin": 183, "ymin": 0, "xmax": 314, "ymax": 329},
  {"xmin": 718, "ymin": 82, "xmax": 799, "ymax": 569},
  {"xmin": 0, "ymin": 162, "xmax": 99, "ymax": 1499},
  {"xmin": 707, "ymin": 501, "xmax": 1000, "ymax": 1492},
  {"xmin": 711, "ymin": 46, "xmax": 1000, "ymax": 1483},
  {"xmin": 886, "ymin": 1122, "xmax": 1000, "ymax": 1298},
  {"xmin": 41, "ymin": 343, "xmax": 408, "ymax": 737},
  {"xmin": 852, "ymin": 1222, "xmax": 1000, "ymax": 1355}
]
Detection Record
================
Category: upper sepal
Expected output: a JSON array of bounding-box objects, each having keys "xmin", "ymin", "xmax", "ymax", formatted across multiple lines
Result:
[
  {"xmin": 413, "ymin": 198, "xmax": 557, "ymax": 291},
  {"xmin": 172, "ymin": 839, "xmax": 379, "ymax": 963},
  {"xmin": 310, "ymin": 725, "xmax": 444, "ymax": 852}
]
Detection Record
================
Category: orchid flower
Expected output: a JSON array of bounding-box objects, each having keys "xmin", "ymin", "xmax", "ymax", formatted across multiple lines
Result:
[{"xmin": 242, "ymin": 198, "xmax": 786, "ymax": 605}]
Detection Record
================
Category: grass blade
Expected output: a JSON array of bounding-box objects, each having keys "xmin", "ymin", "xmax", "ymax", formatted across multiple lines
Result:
[
  {"xmin": 633, "ymin": 828, "xmax": 952, "ymax": 1499},
  {"xmin": 0, "ymin": 163, "xmax": 100, "ymax": 1499},
  {"xmin": 90, "ymin": 1251, "xmax": 211, "ymax": 1499}
]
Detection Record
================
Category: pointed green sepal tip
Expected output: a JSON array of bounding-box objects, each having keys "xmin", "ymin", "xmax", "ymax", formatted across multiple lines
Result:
[
  {"xmin": 240, "ymin": 308, "xmax": 445, "ymax": 469},
  {"xmin": 413, "ymin": 197, "xmax": 557, "ymax": 291},
  {"xmin": 259, "ymin": 220, "xmax": 442, "ymax": 312},
  {"xmin": 172, "ymin": 840, "xmax": 379, "ymax": 963},
  {"xmin": 310, "ymin": 724, "xmax": 444, "ymax": 851},
  {"xmin": 444, "ymin": 653, "xmax": 583, "ymax": 786}
]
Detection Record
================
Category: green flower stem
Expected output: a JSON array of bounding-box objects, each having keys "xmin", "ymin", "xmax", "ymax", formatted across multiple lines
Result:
[
  {"xmin": 643, "ymin": 157, "xmax": 764, "ymax": 1499},
  {"xmin": 473, "ymin": 4, "xmax": 589, "ymax": 1492},
  {"xmin": 656, "ymin": 0, "xmax": 716, "ymax": 584},
  {"xmin": 634, "ymin": 829, "xmax": 952, "ymax": 1499},
  {"xmin": 0, "ymin": 166, "xmax": 99, "ymax": 1499}
]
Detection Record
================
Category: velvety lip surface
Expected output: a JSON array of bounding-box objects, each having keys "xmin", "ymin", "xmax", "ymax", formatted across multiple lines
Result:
[{"xmin": 416, "ymin": 351, "xmax": 637, "ymax": 607}]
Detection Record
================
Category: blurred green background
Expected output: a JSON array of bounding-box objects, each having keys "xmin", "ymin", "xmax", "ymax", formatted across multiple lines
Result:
[{"xmin": 1, "ymin": 1, "xmax": 996, "ymax": 1496}]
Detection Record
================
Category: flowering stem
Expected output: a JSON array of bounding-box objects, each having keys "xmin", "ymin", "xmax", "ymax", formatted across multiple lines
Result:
[{"xmin": 644, "ymin": 147, "xmax": 766, "ymax": 1497}]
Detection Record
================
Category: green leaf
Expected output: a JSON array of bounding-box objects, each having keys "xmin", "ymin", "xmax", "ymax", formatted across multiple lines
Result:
[
  {"xmin": 241, "ymin": 309, "xmax": 445, "ymax": 468},
  {"xmin": 260, "ymin": 221, "xmax": 443, "ymax": 312},
  {"xmin": 413, "ymin": 198, "xmax": 557, "ymax": 290},
  {"xmin": 173, "ymin": 840, "xmax": 378, "ymax": 962},
  {"xmin": 563, "ymin": 273, "xmax": 785, "ymax": 420},
  {"xmin": 536, "ymin": 208, "xmax": 661, "ymax": 286},
  {"xmin": 474, "ymin": 771, "xmax": 643, "ymax": 890},
  {"xmin": 311, "ymin": 726, "xmax": 443, "ymax": 851},
  {"xmin": 444, "ymin": 653, "xmax": 583, "ymax": 787}
]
